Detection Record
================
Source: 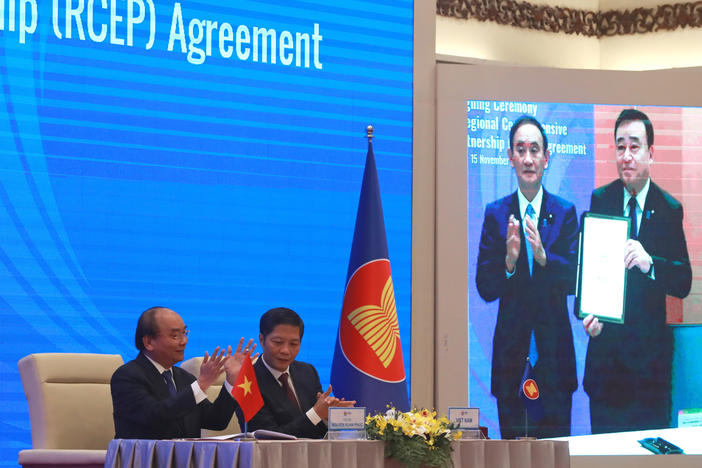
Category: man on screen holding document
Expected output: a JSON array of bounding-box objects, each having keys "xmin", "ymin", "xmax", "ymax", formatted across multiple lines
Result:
[
  {"xmin": 477, "ymin": 116, "xmax": 578, "ymax": 439},
  {"xmin": 239, "ymin": 307, "xmax": 355, "ymax": 438},
  {"xmin": 111, "ymin": 306, "xmax": 257, "ymax": 439},
  {"xmin": 582, "ymin": 109, "xmax": 691, "ymax": 434}
]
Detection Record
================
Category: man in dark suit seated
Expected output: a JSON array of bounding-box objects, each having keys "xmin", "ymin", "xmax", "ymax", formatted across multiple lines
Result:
[
  {"xmin": 111, "ymin": 306, "xmax": 256, "ymax": 439},
  {"xmin": 240, "ymin": 307, "xmax": 355, "ymax": 438},
  {"xmin": 476, "ymin": 115, "xmax": 579, "ymax": 439},
  {"xmin": 582, "ymin": 109, "xmax": 692, "ymax": 434}
]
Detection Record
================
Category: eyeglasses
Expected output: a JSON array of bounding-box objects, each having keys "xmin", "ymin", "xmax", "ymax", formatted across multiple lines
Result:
[{"xmin": 159, "ymin": 329, "xmax": 190, "ymax": 341}]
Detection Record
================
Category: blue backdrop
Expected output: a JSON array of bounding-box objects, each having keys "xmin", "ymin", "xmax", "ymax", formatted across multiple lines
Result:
[{"xmin": 0, "ymin": 1, "xmax": 413, "ymax": 464}]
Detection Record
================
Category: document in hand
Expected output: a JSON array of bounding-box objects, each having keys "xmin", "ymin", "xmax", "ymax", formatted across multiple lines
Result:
[{"xmin": 575, "ymin": 213, "xmax": 629, "ymax": 324}]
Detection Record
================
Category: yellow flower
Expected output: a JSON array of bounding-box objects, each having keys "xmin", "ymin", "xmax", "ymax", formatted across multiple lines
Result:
[{"xmin": 366, "ymin": 406, "xmax": 457, "ymax": 466}]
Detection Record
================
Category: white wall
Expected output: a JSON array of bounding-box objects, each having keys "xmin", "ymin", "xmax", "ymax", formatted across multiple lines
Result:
[
  {"xmin": 436, "ymin": 16, "xmax": 601, "ymax": 69},
  {"xmin": 600, "ymin": 29, "xmax": 702, "ymax": 70}
]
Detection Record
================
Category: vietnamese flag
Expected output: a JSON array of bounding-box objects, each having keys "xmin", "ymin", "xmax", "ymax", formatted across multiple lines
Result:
[{"xmin": 231, "ymin": 355, "xmax": 263, "ymax": 422}]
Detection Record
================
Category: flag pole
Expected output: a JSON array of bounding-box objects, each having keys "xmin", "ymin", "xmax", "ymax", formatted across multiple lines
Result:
[
  {"xmin": 329, "ymin": 122, "xmax": 410, "ymax": 413},
  {"xmin": 524, "ymin": 408, "xmax": 528, "ymax": 438},
  {"xmin": 524, "ymin": 356, "xmax": 529, "ymax": 439}
]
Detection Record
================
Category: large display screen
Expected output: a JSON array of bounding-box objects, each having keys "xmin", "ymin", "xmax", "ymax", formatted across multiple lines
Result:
[
  {"xmin": 0, "ymin": 1, "xmax": 414, "ymax": 462},
  {"xmin": 467, "ymin": 101, "xmax": 702, "ymax": 437}
]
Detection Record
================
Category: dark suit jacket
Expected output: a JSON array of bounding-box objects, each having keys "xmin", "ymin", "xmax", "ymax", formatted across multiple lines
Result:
[
  {"xmin": 583, "ymin": 179, "xmax": 691, "ymax": 400},
  {"xmin": 239, "ymin": 358, "xmax": 326, "ymax": 439},
  {"xmin": 111, "ymin": 352, "xmax": 237, "ymax": 439},
  {"xmin": 476, "ymin": 189, "xmax": 578, "ymax": 399}
]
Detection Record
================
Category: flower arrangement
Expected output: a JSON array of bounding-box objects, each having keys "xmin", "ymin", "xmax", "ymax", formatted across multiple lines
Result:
[{"xmin": 365, "ymin": 407, "xmax": 462, "ymax": 468}]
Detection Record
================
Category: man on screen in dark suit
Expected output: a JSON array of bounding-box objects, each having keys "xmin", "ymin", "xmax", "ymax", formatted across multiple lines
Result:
[
  {"xmin": 582, "ymin": 108, "xmax": 691, "ymax": 434},
  {"xmin": 240, "ymin": 307, "xmax": 355, "ymax": 438},
  {"xmin": 476, "ymin": 116, "xmax": 578, "ymax": 439},
  {"xmin": 111, "ymin": 306, "xmax": 256, "ymax": 439}
]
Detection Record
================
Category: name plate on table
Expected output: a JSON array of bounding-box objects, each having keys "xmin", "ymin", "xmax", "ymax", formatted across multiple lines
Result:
[
  {"xmin": 328, "ymin": 407, "xmax": 367, "ymax": 440},
  {"xmin": 448, "ymin": 407, "xmax": 481, "ymax": 439}
]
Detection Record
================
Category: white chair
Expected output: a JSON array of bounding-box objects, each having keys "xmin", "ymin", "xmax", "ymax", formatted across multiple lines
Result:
[
  {"xmin": 181, "ymin": 356, "xmax": 242, "ymax": 436},
  {"xmin": 17, "ymin": 353, "xmax": 124, "ymax": 468}
]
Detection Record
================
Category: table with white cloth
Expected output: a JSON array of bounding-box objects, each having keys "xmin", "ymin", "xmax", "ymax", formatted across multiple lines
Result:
[{"xmin": 105, "ymin": 438, "xmax": 570, "ymax": 468}]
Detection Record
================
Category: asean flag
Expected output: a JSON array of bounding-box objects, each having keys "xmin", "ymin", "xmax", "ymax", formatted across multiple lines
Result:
[
  {"xmin": 330, "ymin": 132, "xmax": 409, "ymax": 413},
  {"xmin": 518, "ymin": 359, "xmax": 544, "ymax": 422},
  {"xmin": 231, "ymin": 355, "xmax": 264, "ymax": 422}
]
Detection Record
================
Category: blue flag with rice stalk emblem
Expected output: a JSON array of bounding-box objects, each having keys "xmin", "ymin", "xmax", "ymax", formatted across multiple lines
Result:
[
  {"xmin": 330, "ymin": 132, "xmax": 409, "ymax": 414},
  {"xmin": 519, "ymin": 359, "xmax": 544, "ymax": 422}
]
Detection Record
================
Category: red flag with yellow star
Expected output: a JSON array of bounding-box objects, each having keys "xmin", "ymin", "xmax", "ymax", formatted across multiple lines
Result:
[{"xmin": 231, "ymin": 355, "xmax": 263, "ymax": 422}]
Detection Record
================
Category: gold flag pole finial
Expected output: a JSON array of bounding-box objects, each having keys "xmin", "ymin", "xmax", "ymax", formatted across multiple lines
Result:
[{"xmin": 366, "ymin": 125, "xmax": 374, "ymax": 142}]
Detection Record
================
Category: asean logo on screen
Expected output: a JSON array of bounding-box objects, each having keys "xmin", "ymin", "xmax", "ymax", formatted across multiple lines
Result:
[
  {"xmin": 522, "ymin": 379, "xmax": 540, "ymax": 400},
  {"xmin": 338, "ymin": 259, "xmax": 405, "ymax": 382}
]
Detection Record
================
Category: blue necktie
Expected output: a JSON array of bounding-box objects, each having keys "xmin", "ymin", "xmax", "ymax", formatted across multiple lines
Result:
[
  {"xmin": 528, "ymin": 331, "xmax": 539, "ymax": 366},
  {"xmin": 163, "ymin": 370, "xmax": 177, "ymax": 396},
  {"xmin": 524, "ymin": 204, "xmax": 539, "ymax": 364},
  {"xmin": 524, "ymin": 204, "xmax": 536, "ymax": 276},
  {"xmin": 628, "ymin": 196, "xmax": 638, "ymax": 239}
]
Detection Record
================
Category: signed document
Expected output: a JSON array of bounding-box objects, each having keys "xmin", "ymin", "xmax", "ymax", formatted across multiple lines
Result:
[{"xmin": 576, "ymin": 213, "xmax": 629, "ymax": 324}]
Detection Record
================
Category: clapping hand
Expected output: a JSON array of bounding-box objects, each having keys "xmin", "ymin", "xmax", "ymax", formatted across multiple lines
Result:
[
  {"xmin": 223, "ymin": 338, "xmax": 258, "ymax": 386},
  {"xmin": 505, "ymin": 215, "xmax": 521, "ymax": 273},
  {"xmin": 312, "ymin": 385, "xmax": 356, "ymax": 419},
  {"xmin": 524, "ymin": 215, "xmax": 547, "ymax": 267},
  {"xmin": 197, "ymin": 346, "xmax": 231, "ymax": 391}
]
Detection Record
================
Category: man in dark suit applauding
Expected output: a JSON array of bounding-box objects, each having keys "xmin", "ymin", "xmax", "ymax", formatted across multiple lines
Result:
[
  {"xmin": 111, "ymin": 306, "xmax": 256, "ymax": 439},
  {"xmin": 240, "ymin": 307, "xmax": 355, "ymax": 438},
  {"xmin": 476, "ymin": 115, "xmax": 578, "ymax": 439},
  {"xmin": 582, "ymin": 109, "xmax": 691, "ymax": 433}
]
